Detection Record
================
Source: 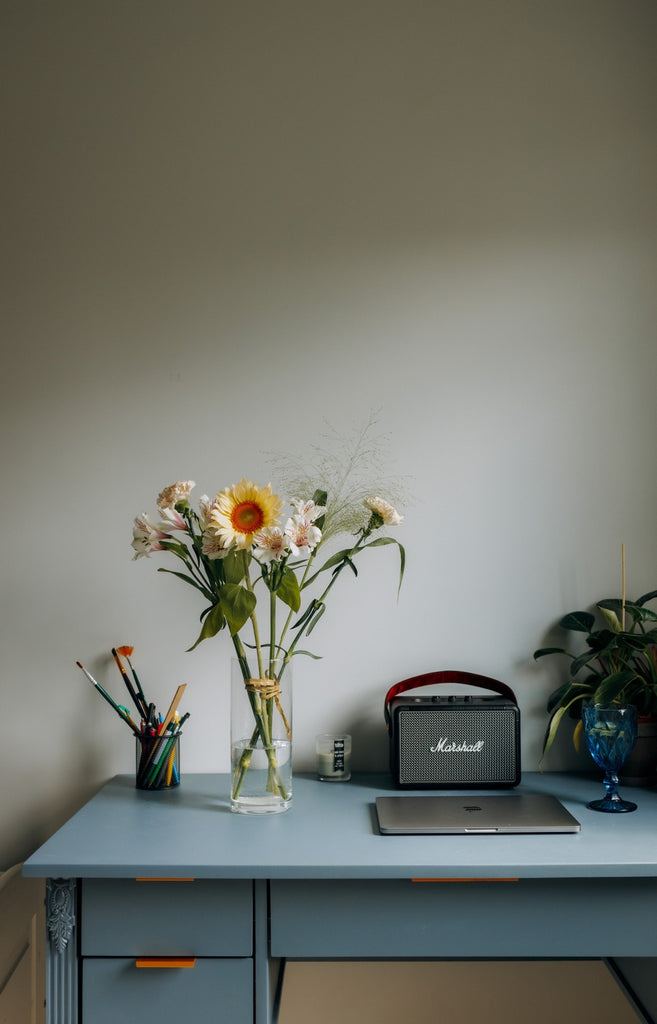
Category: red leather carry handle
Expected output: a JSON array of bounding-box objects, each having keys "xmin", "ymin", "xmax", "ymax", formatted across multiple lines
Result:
[{"xmin": 384, "ymin": 670, "xmax": 517, "ymax": 732}]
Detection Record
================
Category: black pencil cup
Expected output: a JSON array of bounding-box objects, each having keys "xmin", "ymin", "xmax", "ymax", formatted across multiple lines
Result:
[{"xmin": 136, "ymin": 731, "xmax": 181, "ymax": 790}]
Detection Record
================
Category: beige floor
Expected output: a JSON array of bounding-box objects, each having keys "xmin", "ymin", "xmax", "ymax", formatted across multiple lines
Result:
[{"xmin": 279, "ymin": 960, "xmax": 643, "ymax": 1024}]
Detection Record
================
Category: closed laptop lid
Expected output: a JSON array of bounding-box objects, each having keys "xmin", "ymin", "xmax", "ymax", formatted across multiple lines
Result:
[{"xmin": 375, "ymin": 793, "xmax": 581, "ymax": 835}]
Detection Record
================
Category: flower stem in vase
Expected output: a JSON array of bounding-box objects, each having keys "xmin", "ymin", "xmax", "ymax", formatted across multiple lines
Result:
[{"xmin": 231, "ymin": 657, "xmax": 292, "ymax": 810}]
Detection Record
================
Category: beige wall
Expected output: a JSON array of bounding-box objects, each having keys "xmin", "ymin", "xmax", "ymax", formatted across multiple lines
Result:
[
  {"xmin": 279, "ymin": 961, "xmax": 644, "ymax": 1024},
  {"xmin": 0, "ymin": 866, "xmax": 45, "ymax": 1024},
  {"xmin": 2, "ymin": 1, "xmax": 657, "ymax": 869}
]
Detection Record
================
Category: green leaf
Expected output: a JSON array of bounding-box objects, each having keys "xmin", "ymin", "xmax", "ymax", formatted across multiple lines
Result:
[
  {"xmin": 157, "ymin": 567, "xmax": 214, "ymax": 604},
  {"xmin": 637, "ymin": 590, "xmax": 657, "ymax": 607},
  {"xmin": 312, "ymin": 489, "xmax": 328, "ymax": 530},
  {"xmin": 598, "ymin": 605, "xmax": 622, "ymax": 632},
  {"xmin": 318, "ymin": 547, "xmax": 354, "ymax": 572},
  {"xmin": 570, "ymin": 648, "xmax": 605, "ymax": 676},
  {"xmin": 621, "ymin": 632, "xmax": 657, "ymax": 651},
  {"xmin": 206, "ymin": 556, "xmax": 226, "ymax": 589},
  {"xmin": 546, "ymin": 680, "xmax": 590, "ymax": 714},
  {"xmin": 290, "ymin": 649, "xmax": 322, "ymax": 659},
  {"xmin": 186, "ymin": 603, "xmax": 226, "ymax": 651},
  {"xmin": 365, "ymin": 536, "xmax": 406, "ymax": 592},
  {"xmin": 218, "ymin": 584, "xmax": 257, "ymax": 636},
  {"xmin": 593, "ymin": 670, "xmax": 636, "ymax": 704},
  {"xmin": 573, "ymin": 718, "xmax": 584, "ymax": 753},
  {"xmin": 534, "ymin": 646, "xmax": 571, "ymax": 660},
  {"xmin": 223, "ymin": 548, "xmax": 247, "ymax": 585},
  {"xmin": 301, "ymin": 548, "xmax": 354, "ymax": 588},
  {"xmin": 542, "ymin": 693, "xmax": 586, "ymax": 760},
  {"xmin": 159, "ymin": 539, "xmax": 191, "ymax": 559},
  {"xmin": 559, "ymin": 610, "xmax": 595, "ymax": 633},
  {"xmin": 306, "ymin": 601, "xmax": 326, "ymax": 636},
  {"xmin": 588, "ymin": 627, "xmax": 618, "ymax": 646},
  {"xmin": 291, "ymin": 599, "xmax": 319, "ymax": 633},
  {"xmin": 276, "ymin": 569, "xmax": 301, "ymax": 613},
  {"xmin": 600, "ymin": 599, "xmax": 653, "ymax": 628}
]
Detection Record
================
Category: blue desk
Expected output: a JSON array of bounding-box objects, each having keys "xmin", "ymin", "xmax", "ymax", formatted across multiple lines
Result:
[{"xmin": 23, "ymin": 772, "xmax": 657, "ymax": 1023}]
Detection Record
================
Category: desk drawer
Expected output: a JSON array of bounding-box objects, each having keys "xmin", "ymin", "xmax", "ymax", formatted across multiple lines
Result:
[
  {"xmin": 82, "ymin": 956, "xmax": 252, "ymax": 1023},
  {"xmin": 81, "ymin": 879, "xmax": 253, "ymax": 956},
  {"xmin": 270, "ymin": 878, "xmax": 657, "ymax": 958}
]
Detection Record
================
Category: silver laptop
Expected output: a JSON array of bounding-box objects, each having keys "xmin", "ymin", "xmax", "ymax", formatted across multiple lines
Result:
[{"xmin": 375, "ymin": 793, "xmax": 581, "ymax": 835}]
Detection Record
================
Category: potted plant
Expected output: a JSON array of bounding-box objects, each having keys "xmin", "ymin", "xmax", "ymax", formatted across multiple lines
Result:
[{"xmin": 534, "ymin": 590, "xmax": 657, "ymax": 775}]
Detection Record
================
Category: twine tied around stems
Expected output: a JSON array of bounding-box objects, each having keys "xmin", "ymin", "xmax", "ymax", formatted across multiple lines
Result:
[{"xmin": 245, "ymin": 676, "xmax": 291, "ymax": 740}]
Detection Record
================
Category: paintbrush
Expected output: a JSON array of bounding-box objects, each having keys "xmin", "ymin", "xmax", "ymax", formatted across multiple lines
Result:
[
  {"xmin": 116, "ymin": 644, "xmax": 148, "ymax": 712},
  {"xmin": 76, "ymin": 661, "xmax": 141, "ymax": 735},
  {"xmin": 112, "ymin": 648, "xmax": 148, "ymax": 719}
]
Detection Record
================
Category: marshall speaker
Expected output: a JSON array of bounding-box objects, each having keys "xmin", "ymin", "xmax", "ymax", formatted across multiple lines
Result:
[{"xmin": 385, "ymin": 670, "xmax": 521, "ymax": 788}]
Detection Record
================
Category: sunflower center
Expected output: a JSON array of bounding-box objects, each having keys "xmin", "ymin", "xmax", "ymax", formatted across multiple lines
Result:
[{"xmin": 231, "ymin": 501, "xmax": 265, "ymax": 534}]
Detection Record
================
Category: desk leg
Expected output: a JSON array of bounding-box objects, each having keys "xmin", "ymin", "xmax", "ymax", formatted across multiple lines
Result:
[
  {"xmin": 45, "ymin": 879, "xmax": 78, "ymax": 1024},
  {"xmin": 254, "ymin": 879, "xmax": 283, "ymax": 1024}
]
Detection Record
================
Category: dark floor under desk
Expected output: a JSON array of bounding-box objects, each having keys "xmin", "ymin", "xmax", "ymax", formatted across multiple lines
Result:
[{"xmin": 278, "ymin": 961, "xmax": 645, "ymax": 1024}]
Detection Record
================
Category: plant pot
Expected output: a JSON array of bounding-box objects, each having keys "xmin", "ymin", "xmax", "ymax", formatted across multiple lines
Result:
[
  {"xmin": 620, "ymin": 718, "xmax": 657, "ymax": 787},
  {"xmin": 230, "ymin": 653, "xmax": 293, "ymax": 813}
]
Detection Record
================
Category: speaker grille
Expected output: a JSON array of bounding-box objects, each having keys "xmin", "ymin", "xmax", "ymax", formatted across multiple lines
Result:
[{"xmin": 397, "ymin": 706, "xmax": 518, "ymax": 785}]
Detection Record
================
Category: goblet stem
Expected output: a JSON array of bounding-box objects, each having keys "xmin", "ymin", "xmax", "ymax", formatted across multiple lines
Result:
[
  {"xmin": 587, "ymin": 769, "xmax": 637, "ymax": 813},
  {"xmin": 603, "ymin": 771, "xmax": 620, "ymax": 803}
]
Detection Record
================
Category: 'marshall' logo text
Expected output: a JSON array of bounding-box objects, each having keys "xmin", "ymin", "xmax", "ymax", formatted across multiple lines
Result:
[{"xmin": 430, "ymin": 738, "xmax": 485, "ymax": 754}]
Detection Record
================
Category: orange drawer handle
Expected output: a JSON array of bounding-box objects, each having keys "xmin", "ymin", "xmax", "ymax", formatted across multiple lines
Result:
[
  {"xmin": 412, "ymin": 878, "xmax": 519, "ymax": 883},
  {"xmin": 136, "ymin": 957, "xmax": 196, "ymax": 968}
]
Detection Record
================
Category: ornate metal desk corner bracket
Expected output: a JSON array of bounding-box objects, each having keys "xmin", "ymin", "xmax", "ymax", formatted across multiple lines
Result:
[{"xmin": 46, "ymin": 878, "xmax": 77, "ymax": 954}]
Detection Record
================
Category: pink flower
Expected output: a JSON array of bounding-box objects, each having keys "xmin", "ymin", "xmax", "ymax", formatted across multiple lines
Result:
[
  {"xmin": 201, "ymin": 531, "xmax": 230, "ymax": 560},
  {"xmin": 156, "ymin": 480, "xmax": 195, "ymax": 510},
  {"xmin": 284, "ymin": 515, "xmax": 322, "ymax": 557},
  {"xmin": 159, "ymin": 507, "xmax": 188, "ymax": 531},
  {"xmin": 290, "ymin": 498, "xmax": 326, "ymax": 523},
  {"xmin": 364, "ymin": 496, "xmax": 403, "ymax": 526},
  {"xmin": 198, "ymin": 494, "xmax": 219, "ymax": 528},
  {"xmin": 253, "ymin": 527, "xmax": 290, "ymax": 563},
  {"xmin": 131, "ymin": 514, "xmax": 169, "ymax": 559}
]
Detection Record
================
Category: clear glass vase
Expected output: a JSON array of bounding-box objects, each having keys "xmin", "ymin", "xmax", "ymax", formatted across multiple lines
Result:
[{"xmin": 231, "ymin": 653, "xmax": 292, "ymax": 813}]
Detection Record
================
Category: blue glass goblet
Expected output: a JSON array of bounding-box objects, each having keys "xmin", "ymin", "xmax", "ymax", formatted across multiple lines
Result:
[{"xmin": 582, "ymin": 702, "xmax": 638, "ymax": 813}]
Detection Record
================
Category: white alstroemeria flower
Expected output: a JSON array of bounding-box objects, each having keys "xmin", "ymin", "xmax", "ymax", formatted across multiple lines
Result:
[
  {"xmin": 199, "ymin": 494, "xmax": 229, "ymax": 558},
  {"xmin": 198, "ymin": 494, "xmax": 219, "ymax": 528},
  {"xmin": 290, "ymin": 498, "xmax": 326, "ymax": 523},
  {"xmin": 158, "ymin": 506, "xmax": 188, "ymax": 531},
  {"xmin": 253, "ymin": 526, "xmax": 290, "ymax": 563},
  {"xmin": 156, "ymin": 480, "xmax": 195, "ymax": 510},
  {"xmin": 364, "ymin": 496, "xmax": 404, "ymax": 526},
  {"xmin": 201, "ymin": 530, "xmax": 230, "ymax": 560},
  {"xmin": 131, "ymin": 514, "xmax": 169, "ymax": 559},
  {"xmin": 285, "ymin": 515, "xmax": 322, "ymax": 557}
]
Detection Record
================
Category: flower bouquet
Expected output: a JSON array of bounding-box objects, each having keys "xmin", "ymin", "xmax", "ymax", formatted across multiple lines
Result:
[{"xmin": 132, "ymin": 472, "xmax": 404, "ymax": 811}]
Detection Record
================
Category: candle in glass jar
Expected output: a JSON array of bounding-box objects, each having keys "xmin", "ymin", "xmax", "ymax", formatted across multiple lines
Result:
[{"xmin": 316, "ymin": 733, "xmax": 351, "ymax": 781}]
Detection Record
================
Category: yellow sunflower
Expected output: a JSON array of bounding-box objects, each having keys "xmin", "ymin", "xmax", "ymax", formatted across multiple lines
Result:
[{"xmin": 209, "ymin": 479, "xmax": 283, "ymax": 549}]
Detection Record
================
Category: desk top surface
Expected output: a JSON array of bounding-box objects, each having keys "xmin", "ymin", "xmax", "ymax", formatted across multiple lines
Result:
[{"xmin": 22, "ymin": 772, "xmax": 657, "ymax": 880}]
